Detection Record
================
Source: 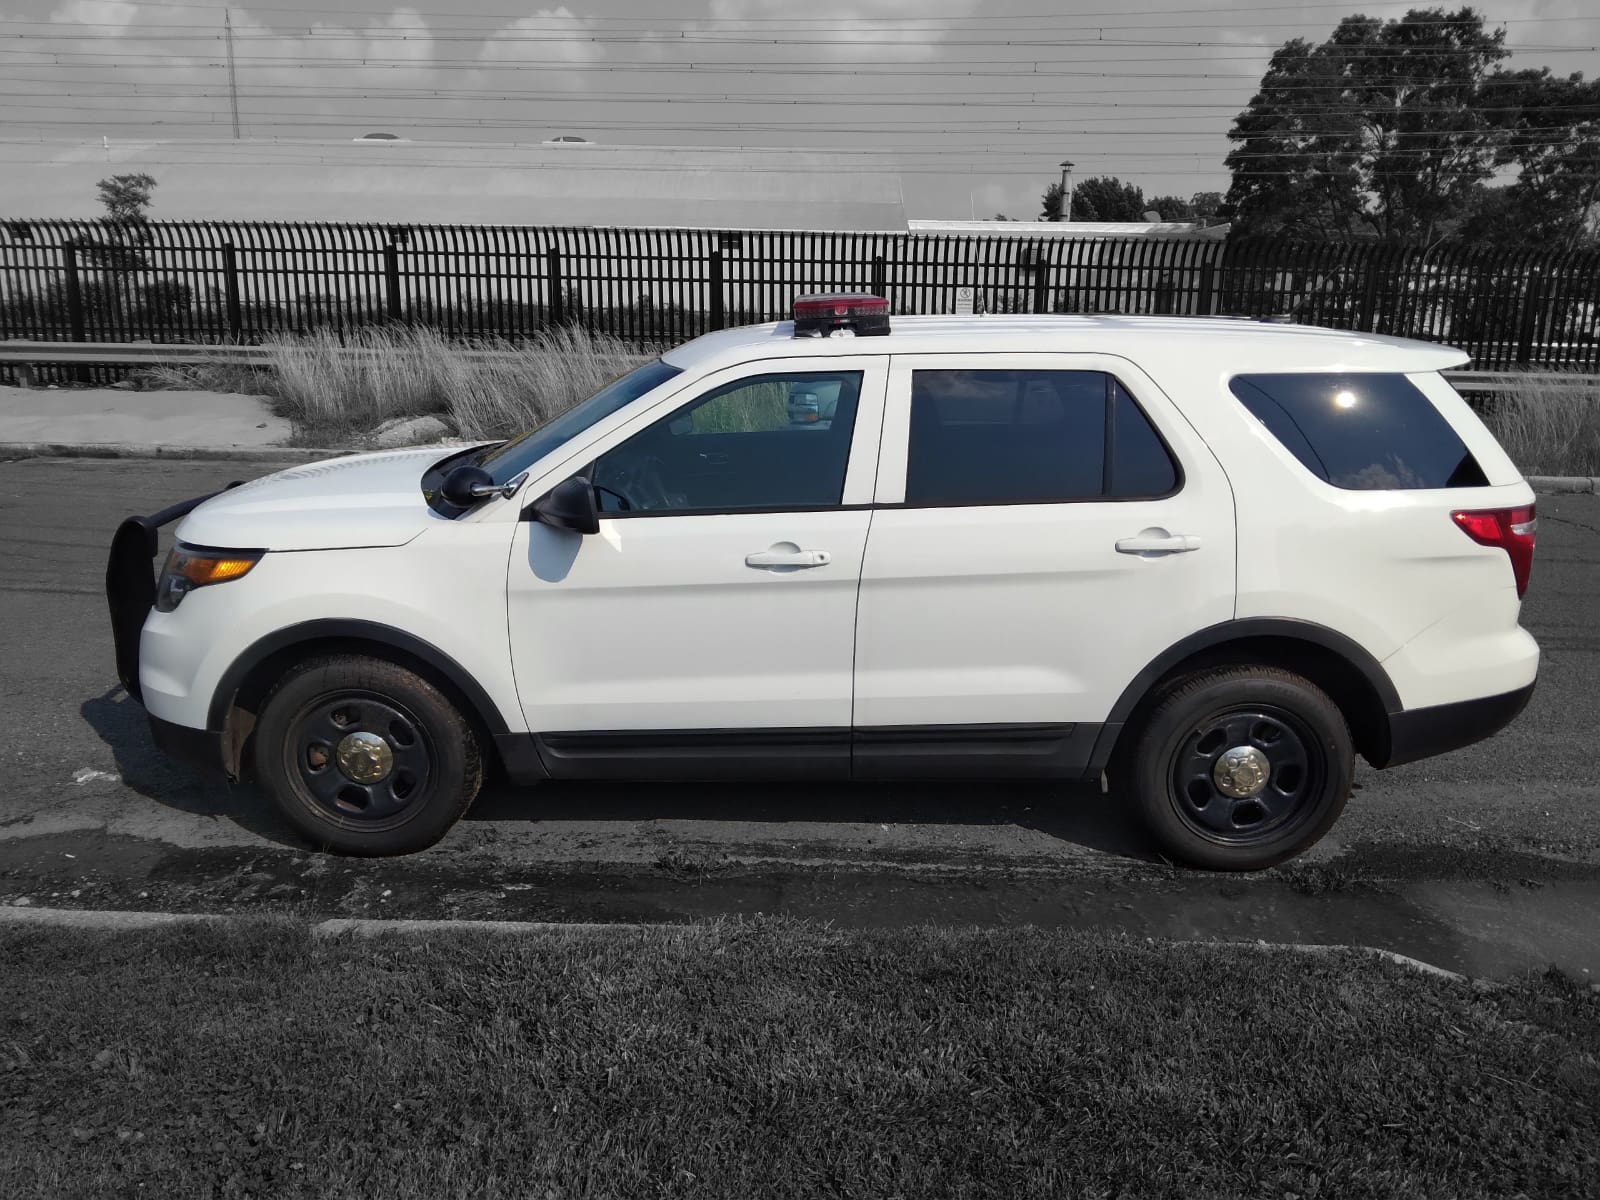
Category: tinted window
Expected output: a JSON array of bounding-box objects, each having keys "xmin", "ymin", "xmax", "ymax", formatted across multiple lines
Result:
[
  {"xmin": 593, "ymin": 371, "xmax": 861, "ymax": 513},
  {"xmin": 479, "ymin": 358, "xmax": 682, "ymax": 485},
  {"xmin": 1230, "ymin": 373, "xmax": 1487, "ymax": 490},
  {"xmin": 904, "ymin": 369, "xmax": 1177, "ymax": 505}
]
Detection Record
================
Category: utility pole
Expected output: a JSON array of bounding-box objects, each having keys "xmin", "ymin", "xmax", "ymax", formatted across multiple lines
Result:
[
  {"xmin": 1059, "ymin": 160, "xmax": 1074, "ymax": 223},
  {"xmin": 225, "ymin": 9, "xmax": 241, "ymax": 140}
]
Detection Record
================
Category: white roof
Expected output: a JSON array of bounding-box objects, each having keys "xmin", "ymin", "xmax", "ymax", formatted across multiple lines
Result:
[
  {"xmin": 908, "ymin": 219, "xmax": 1230, "ymax": 240},
  {"xmin": 0, "ymin": 138, "xmax": 908, "ymax": 231},
  {"xmin": 663, "ymin": 315, "xmax": 1470, "ymax": 375}
]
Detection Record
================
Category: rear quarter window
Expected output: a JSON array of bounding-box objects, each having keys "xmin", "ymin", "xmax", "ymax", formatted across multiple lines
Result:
[{"xmin": 1229, "ymin": 373, "xmax": 1488, "ymax": 490}]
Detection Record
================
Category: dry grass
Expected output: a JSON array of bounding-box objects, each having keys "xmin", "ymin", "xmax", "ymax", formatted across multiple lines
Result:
[
  {"xmin": 261, "ymin": 325, "xmax": 650, "ymax": 442},
  {"xmin": 1480, "ymin": 375, "xmax": 1600, "ymax": 478}
]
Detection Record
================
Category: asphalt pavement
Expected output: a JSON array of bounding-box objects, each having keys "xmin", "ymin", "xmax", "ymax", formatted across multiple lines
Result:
[{"xmin": 2, "ymin": 454, "xmax": 1598, "ymax": 979}]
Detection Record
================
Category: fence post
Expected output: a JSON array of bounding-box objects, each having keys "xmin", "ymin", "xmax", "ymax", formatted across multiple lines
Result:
[
  {"xmin": 1197, "ymin": 258, "xmax": 1216, "ymax": 316},
  {"xmin": 870, "ymin": 255, "xmax": 886, "ymax": 299},
  {"xmin": 545, "ymin": 247, "xmax": 565, "ymax": 326},
  {"xmin": 1358, "ymin": 259, "xmax": 1381, "ymax": 333},
  {"xmin": 1031, "ymin": 247, "xmax": 1052, "ymax": 315},
  {"xmin": 1515, "ymin": 271, "xmax": 1544, "ymax": 367},
  {"xmin": 62, "ymin": 241, "xmax": 87, "ymax": 343},
  {"xmin": 708, "ymin": 249, "xmax": 725, "ymax": 331},
  {"xmin": 383, "ymin": 242, "xmax": 404, "ymax": 322},
  {"xmin": 221, "ymin": 242, "xmax": 243, "ymax": 339}
]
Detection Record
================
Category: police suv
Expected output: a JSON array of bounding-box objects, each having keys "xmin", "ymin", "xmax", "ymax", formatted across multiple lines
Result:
[{"xmin": 107, "ymin": 296, "xmax": 1539, "ymax": 869}]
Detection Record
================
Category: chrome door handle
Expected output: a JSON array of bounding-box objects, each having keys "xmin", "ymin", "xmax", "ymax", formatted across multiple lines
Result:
[
  {"xmin": 1115, "ymin": 532, "xmax": 1201, "ymax": 555},
  {"xmin": 745, "ymin": 545, "xmax": 831, "ymax": 568}
]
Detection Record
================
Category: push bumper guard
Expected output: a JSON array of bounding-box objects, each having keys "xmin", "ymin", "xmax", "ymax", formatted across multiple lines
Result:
[{"xmin": 105, "ymin": 484, "xmax": 241, "ymax": 704}]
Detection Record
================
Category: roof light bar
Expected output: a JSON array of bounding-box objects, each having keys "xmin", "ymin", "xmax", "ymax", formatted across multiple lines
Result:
[{"xmin": 792, "ymin": 293, "xmax": 890, "ymax": 339}]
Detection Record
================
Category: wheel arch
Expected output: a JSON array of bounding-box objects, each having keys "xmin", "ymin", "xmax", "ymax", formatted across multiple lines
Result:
[
  {"xmin": 207, "ymin": 620, "xmax": 513, "ymax": 779},
  {"xmin": 1089, "ymin": 619, "xmax": 1401, "ymax": 774}
]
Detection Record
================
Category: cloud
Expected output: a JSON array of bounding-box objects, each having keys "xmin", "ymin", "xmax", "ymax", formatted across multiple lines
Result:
[
  {"xmin": 705, "ymin": 0, "xmax": 985, "ymax": 63},
  {"xmin": 475, "ymin": 6, "xmax": 606, "ymax": 70}
]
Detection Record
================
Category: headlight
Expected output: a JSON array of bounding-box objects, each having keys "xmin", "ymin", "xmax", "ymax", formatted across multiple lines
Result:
[{"xmin": 155, "ymin": 546, "xmax": 263, "ymax": 612}]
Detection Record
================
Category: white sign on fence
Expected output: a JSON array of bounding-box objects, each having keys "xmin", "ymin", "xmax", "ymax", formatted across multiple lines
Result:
[{"xmin": 954, "ymin": 286, "xmax": 974, "ymax": 316}]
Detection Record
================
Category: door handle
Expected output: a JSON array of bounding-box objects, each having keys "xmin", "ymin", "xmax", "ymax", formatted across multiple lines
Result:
[
  {"xmin": 1115, "ymin": 531, "xmax": 1201, "ymax": 555},
  {"xmin": 745, "ymin": 545, "xmax": 831, "ymax": 569}
]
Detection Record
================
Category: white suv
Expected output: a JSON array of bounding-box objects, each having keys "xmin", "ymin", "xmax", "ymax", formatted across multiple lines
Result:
[{"xmin": 107, "ymin": 296, "xmax": 1539, "ymax": 869}]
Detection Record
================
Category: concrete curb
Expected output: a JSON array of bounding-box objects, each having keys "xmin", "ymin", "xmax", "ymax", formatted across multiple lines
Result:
[
  {"xmin": 0, "ymin": 905, "xmax": 229, "ymax": 931},
  {"xmin": 2, "ymin": 905, "xmax": 1474, "ymax": 984},
  {"xmin": 1222, "ymin": 939, "xmax": 1471, "ymax": 985},
  {"xmin": 0, "ymin": 441, "xmax": 345, "ymax": 464},
  {"xmin": 314, "ymin": 918, "xmax": 640, "ymax": 938},
  {"xmin": 1528, "ymin": 475, "xmax": 1598, "ymax": 495}
]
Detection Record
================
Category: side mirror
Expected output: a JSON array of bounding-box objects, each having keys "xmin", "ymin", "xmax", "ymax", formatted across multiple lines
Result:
[
  {"xmin": 530, "ymin": 476, "xmax": 599, "ymax": 535},
  {"xmin": 440, "ymin": 464, "xmax": 496, "ymax": 507}
]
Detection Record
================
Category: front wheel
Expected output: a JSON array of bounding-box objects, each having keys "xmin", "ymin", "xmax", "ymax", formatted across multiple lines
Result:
[
  {"xmin": 1116, "ymin": 666, "xmax": 1354, "ymax": 871},
  {"xmin": 253, "ymin": 655, "xmax": 483, "ymax": 855}
]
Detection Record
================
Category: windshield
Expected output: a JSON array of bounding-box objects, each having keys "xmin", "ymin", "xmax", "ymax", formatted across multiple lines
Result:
[{"xmin": 478, "ymin": 359, "xmax": 684, "ymax": 484}]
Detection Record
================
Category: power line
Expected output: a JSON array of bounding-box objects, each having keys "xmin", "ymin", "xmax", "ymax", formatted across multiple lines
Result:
[
  {"xmin": 20, "ymin": 0, "xmax": 1599, "ymax": 26},
  {"xmin": 3, "ymin": 87, "xmax": 1594, "ymax": 117},
  {"xmin": 5, "ymin": 31, "xmax": 1593, "ymax": 55}
]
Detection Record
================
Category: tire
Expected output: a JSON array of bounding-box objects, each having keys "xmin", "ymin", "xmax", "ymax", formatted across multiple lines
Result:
[
  {"xmin": 1115, "ymin": 666, "xmax": 1354, "ymax": 871},
  {"xmin": 252, "ymin": 655, "xmax": 483, "ymax": 856}
]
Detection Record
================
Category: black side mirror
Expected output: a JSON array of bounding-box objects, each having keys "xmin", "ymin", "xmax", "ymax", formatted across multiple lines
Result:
[
  {"xmin": 440, "ymin": 464, "xmax": 497, "ymax": 507},
  {"xmin": 530, "ymin": 476, "xmax": 599, "ymax": 535}
]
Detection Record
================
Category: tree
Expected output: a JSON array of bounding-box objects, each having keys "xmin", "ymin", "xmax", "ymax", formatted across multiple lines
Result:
[
  {"xmin": 1460, "ymin": 69, "xmax": 1600, "ymax": 250},
  {"xmin": 1225, "ymin": 8, "xmax": 1510, "ymax": 243},
  {"xmin": 1071, "ymin": 176, "xmax": 1148, "ymax": 222},
  {"xmin": 1040, "ymin": 175, "xmax": 1147, "ymax": 222},
  {"xmin": 1040, "ymin": 181, "xmax": 1066, "ymax": 222},
  {"xmin": 88, "ymin": 173, "xmax": 158, "ymax": 269},
  {"xmin": 1189, "ymin": 192, "xmax": 1226, "ymax": 222},
  {"xmin": 1148, "ymin": 195, "xmax": 1193, "ymax": 221},
  {"xmin": 97, "ymin": 173, "xmax": 157, "ymax": 228}
]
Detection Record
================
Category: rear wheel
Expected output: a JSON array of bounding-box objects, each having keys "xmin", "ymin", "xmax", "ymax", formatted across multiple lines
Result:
[
  {"xmin": 1116, "ymin": 666, "xmax": 1353, "ymax": 871},
  {"xmin": 253, "ymin": 655, "xmax": 482, "ymax": 855}
]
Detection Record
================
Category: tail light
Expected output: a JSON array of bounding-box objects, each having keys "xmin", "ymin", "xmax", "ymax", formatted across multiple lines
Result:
[{"xmin": 1451, "ymin": 504, "xmax": 1536, "ymax": 598}]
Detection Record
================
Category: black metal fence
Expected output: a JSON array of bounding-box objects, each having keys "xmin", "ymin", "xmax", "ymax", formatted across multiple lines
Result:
[{"xmin": 2, "ymin": 218, "xmax": 1597, "ymax": 372}]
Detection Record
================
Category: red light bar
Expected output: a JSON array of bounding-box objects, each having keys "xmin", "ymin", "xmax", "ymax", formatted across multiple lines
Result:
[{"xmin": 792, "ymin": 292, "xmax": 890, "ymax": 338}]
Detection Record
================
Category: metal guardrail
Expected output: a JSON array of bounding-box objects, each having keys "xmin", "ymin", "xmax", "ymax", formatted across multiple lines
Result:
[
  {"xmin": 4, "ymin": 339, "xmax": 1596, "ymax": 394},
  {"xmin": 1443, "ymin": 371, "xmax": 1600, "ymax": 393},
  {"xmin": 0, "ymin": 339, "xmax": 521, "ymax": 386}
]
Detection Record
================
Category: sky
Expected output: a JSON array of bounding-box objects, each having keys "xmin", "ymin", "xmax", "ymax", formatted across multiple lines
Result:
[{"xmin": 2, "ymin": 0, "xmax": 1598, "ymax": 221}]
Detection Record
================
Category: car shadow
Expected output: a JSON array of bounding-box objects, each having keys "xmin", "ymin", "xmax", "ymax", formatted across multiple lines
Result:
[
  {"xmin": 466, "ymin": 775, "xmax": 1163, "ymax": 865},
  {"xmin": 79, "ymin": 685, "xmax": 306, "ymax": 847},
  {"xmin": 80, "ymin": 686, "xmax": 1161, "ymax": 865}
]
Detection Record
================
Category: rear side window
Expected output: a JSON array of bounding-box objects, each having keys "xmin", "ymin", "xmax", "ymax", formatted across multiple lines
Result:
[
  {"xmin": 1230, "ymin": 373, "xmax": 1487, "ymax": 490},
  {"xmin": 905, "ymin": 369, "xmax": 1178, "ymax": 505}
]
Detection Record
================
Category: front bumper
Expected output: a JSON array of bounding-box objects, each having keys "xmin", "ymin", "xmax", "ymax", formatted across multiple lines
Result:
[
  {"xmin": 105, "ymin": 484, "xmax": 241, "ymax": 702},
  {"xmin": 1381, "ymin": 681, "xmax": 1536, "ymax": 768}
]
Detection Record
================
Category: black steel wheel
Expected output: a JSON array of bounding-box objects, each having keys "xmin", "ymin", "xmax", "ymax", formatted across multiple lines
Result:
[
  {"xmin": 254, "ymin": 656, "xmax": 482, "ymax": 855},
  {"xmin": 1117, "ymin": 666, "xmax": 1354, "ymax": 871}
]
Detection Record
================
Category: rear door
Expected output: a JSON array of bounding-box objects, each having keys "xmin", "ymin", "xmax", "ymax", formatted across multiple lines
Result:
[{"xmin": 852, "ymin": 353, "xmax": 1236, "ymax": 775}]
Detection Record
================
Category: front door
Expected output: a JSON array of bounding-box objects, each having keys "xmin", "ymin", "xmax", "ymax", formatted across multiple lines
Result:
[
  {"xmin": 507, "ymin": 356, "xmax": 888, "ymax": 778},
  {"xmin": 852, "ymin": 353, "xmax": 1237, "ymax": 776}
]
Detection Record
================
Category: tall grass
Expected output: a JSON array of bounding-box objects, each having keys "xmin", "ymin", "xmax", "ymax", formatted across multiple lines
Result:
[
  {"xmin": 260, "ymin": 325, "xmax": 650, "ymax": 442},
  {"xmin": 1480, "ymin": 376, "xmax": 1600, "ymax": 478}
]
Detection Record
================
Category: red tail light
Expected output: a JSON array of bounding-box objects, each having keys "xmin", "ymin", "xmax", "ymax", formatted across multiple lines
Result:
[{"xmin": 1451, "ymin": 504, "xmax": 1536, "ymax": 598}]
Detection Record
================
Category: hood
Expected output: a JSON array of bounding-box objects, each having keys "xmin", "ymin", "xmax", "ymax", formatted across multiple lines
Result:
[{"xmin": 175, "ymin": 447, "xmax": 452, "ymax": 551}]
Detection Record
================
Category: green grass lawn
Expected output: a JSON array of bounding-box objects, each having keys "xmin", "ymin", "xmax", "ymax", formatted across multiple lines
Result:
[{"xmin": 2, "ymin": 919, "xmax": 1596, "ymax": 1199}]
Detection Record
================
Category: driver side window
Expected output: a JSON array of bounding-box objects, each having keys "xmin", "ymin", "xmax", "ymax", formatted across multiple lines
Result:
[{"xmin": 592, "ymin": 371, "xmax": 862, "ymax": 515}]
